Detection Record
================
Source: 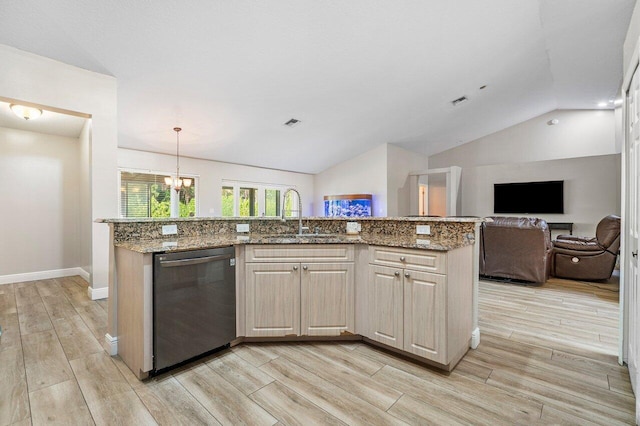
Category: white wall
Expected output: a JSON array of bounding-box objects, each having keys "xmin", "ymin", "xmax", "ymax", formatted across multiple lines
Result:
[
  {"xmin": 79, "ymin": 120, "xmax": 92, "ymax": 274},
  {"xmin": 118, "ymin": 148, "xmax": 315, "ymax": 216},
  {"xmin": 0, "ymin": 127, "xmax": 80, "ymax": 275},
  {"xmin": 429, "ymin": 110, "xmax": 618, "ymax": 170},
  {"xmin": 0, "ymin": 45, "xmax": 118, "ymax": 297},
  {"xmin": 460, "ymin": 155, "xmax": 620, "ymax": 236}
]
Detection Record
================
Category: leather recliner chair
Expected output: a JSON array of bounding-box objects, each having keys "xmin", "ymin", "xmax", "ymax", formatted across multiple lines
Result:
[
  {"xmin": 479, "ymin": 217, "xmax": 552, "ymax": 284},
  {"xmin": 552, "ymin": 215, "xmax": 620, "ymax": 281}
]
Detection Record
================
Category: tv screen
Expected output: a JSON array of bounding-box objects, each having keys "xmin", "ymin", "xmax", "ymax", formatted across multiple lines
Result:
[{"xmin": 494, "ymin": 180, "xmax": 564, "ymax": 214}]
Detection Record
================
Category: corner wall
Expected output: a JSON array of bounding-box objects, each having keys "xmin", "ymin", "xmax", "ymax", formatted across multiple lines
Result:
[
  {"xmin": 313, "ymin": 143, "xmax": 428, "ymax": 217},
  {"xmin": 0, "ymin": 44, "xmax": 118, "ymax": 298},
  {"xmin": 428, "ymin": 109, "xmax": 620, "ymax": 235}
]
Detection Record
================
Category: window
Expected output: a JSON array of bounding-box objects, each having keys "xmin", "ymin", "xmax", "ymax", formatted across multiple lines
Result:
[
  {"xmin": 265, "ymin": 189, "xmax": 281, "ymax": 217},
  {"xmin": 120, "ymin": 171, "xmax": 197, "ymax": 218},
  {"xmin": 239, "ymin": 187, "xmax": 258, "ymax": 216},
  {"xmin": 221, "ymin": 186, "xmax": 234, "ymax": 216},
  {"xmin": 221, "ymin": 180, "xmax": 296, "ymax": 217}
]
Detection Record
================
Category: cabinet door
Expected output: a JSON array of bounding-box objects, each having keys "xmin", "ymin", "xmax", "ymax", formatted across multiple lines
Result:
[
  {"xmin": 403, "ymin": 269, "xmax": 446, "ymax": 363},
  {"xmin": 368, "ymin": 265, "xmax": 403, "ymax": 349},
  {"xmin": 246, "ymin": 263, "xmax": 300, "ymax": 337},
  {"xmin": 301, "ymin": 263, "xmax": 354, "ymax": 336}
]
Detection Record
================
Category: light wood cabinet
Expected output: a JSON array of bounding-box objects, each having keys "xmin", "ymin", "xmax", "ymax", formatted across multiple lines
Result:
[
  {"xmin": 245, "ymin": 262, "xmax": 300, "ymax": 337},
  {"xmin": 403, "ymin": 269, "xmax": 446, "ymax": 363},
  {"xmin": 367, "ymin": 245, "xmax": 472, "ymax": 369},
  {"xmin": 368, "ymin": 265, "xmax": 404, "ymax": 349},
  {"xmin": 301, "ymin": 262, "xmax": 355, "ymax": 336},
  {"xmin": 244, "ymin": 245, "xmax": 355, "ymax": 337}
]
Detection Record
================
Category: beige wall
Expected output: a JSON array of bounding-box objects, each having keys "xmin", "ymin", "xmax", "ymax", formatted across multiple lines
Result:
[
  {"xmin": 0, "ymin": 45, "xmax": 118, "ymax": 297},
  {"xmin": 428, "ymin": 109, "xmax": 620, "ymax": 233},
  {"xmin": 79, "ymin": 120, "xmax": 92, "ymax": 274},
  {"xmin": 314, "ymin": 144, "xmax": 388, "ymax": 216},
  {"xmin": 460, "ymin": 155, "xmax": 620, "ymax": 236},
  {"xmin": 313, "ymin": 143, "xmax": 428, "ymax": 217},
  {"xmin": 118, "ymin": 148, "xmax": 315, "ymax": 217},
  {"xmin": 429, "ymin": 110, "xmax": 618, "ymax": 170},
  {"xmin": 386, "ymin": 144, "xmax": 428, "ymax": 216},
  {"xmin": 0, "ymin": 127, "xmax": 81, "ymax": 275}
]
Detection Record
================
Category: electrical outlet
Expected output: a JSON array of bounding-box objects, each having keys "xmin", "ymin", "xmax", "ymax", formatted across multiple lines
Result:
[
  {"xmin": 416, "ymin": 239, "xmax": 431, "ymax": 245},
  {"xmin": 236, "ymin": 223, "xmax": 250, "ymax": 233},
  {"xmin": 416, "ymin": 225, "xmax": 431, "ymax": 235},
  {"xmin": 346, "ymin": 222, "xmax": 361, "ymax": 234},
  {"xmin": 162, "ymin": 224, "xmax": 178, "ymax": 235}
]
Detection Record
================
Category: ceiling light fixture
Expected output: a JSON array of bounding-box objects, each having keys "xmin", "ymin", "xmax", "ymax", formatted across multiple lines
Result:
[
  {"xmin": 10, "ymin": 104, "xmax": 42, "ymax": 120},
  {"xmin": 164, "ymin": 127, "xmax": 192, "ymax": 192},
  {"xmin": 547, "ymin": 119, "xmax": 559, "ymax": 126},
  {"xmin": 597, "ymin": 102, "xmax": 608, "ymax": 108},
  {"xmin": 614, "ymin": 99, "xmax": 623, "ymax": 106}
]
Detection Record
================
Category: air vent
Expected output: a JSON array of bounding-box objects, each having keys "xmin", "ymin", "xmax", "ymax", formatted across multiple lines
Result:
[
  {"xmin": 284, "ymin": 118, "xmax": 301, "ymax": 127},
  {"xmin": 451, "ymin": 96, "xmax": 468, "ymax": 106}
]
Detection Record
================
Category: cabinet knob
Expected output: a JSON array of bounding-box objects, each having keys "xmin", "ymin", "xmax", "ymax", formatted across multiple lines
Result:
[
  {"xmin": 394, "ymin": 271, "xmax": 400, "ymax": 277},
  {"xmin": 404, "ymin": 272, "xmax": 410, "ymax": 278},
  {"xmin": 303, "ymin": 265, "xmax": 308, "ymax": 270},
  {"xmin": 400, "ymin": 256, "xmax": 406, "ymax": 262},
  {"xmin": 293, "ymin": 266, "xmax": 298, "ymax": 271}
]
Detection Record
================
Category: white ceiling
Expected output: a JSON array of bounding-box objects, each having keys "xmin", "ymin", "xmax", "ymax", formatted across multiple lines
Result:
[
  {"xmin": 0, "ymin": 0, "xmax": 634, "ymax": 173},
  {"xmin": 0, "ymin": 101, "xmax": 87, "ymax": 138}
]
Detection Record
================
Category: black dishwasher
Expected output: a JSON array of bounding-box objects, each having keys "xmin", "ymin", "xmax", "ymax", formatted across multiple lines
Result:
[{"xmin": 153, "ymin": 246, "xmax": 236, "ymax": 373}]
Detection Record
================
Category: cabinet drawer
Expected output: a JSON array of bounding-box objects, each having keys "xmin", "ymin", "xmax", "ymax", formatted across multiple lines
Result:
[
  {"xmin": 246, "ymin": 244, "xmax": 354, "ymax": 263},
  {"xmin": 369, "ymin": 246, "xmax": 445, "ymax": 274}
]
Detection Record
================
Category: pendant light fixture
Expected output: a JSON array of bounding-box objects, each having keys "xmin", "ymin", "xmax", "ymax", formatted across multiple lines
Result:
[{"xmin": 165, "ymin": 127, "xmax": 192, "ymax": 192}]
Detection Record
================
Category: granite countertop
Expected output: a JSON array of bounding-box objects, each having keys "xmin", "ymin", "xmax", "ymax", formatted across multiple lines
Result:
[
  {"xmin": 115, "ymin": 232, "xmax": 474, "ymax": 253},
  {"xmin": 98, "ymin": 216, "xmax": 485, "ymax": 224}
]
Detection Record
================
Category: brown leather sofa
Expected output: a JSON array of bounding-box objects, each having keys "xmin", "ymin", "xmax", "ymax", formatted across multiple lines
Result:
[
  {"xmin": 479, "ymin": 217, "xmax": 552, "ymax": 284},
  {"xmin": 552, "ymin": 215, "xmax": 620, "ymax": 281}
]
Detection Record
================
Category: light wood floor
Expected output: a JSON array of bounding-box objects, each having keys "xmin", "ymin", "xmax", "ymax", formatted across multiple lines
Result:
[{"xmin": 0, "ymin": 275, "xmax": 635, "ymax": 425}]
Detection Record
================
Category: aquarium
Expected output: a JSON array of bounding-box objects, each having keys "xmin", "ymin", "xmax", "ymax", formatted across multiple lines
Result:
[{"xmin": 323, "ymin": 194, "xmax": 372, "ymax": 217}]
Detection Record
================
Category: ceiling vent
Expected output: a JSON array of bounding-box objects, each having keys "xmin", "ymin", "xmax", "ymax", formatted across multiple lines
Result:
[
  {"xmin": 284, "ymin": 118, "xmax": 301, "ymax": 127},
  {"xmin": 451, "ymin": 96, "xmax": 468, "ymax": 106}
]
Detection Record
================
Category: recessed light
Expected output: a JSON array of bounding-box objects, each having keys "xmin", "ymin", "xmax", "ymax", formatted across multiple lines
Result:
[
  {"xmin": 284, "ymin": 118, "xmax": 301, "ymax": 127},
  {"xmin": 547, "ymin": 119, "xmax": 559, "ymax": 126},
  {"xmin": 597, "ymin": 102, "xmax": 607, "ymax": 108},
  {"xmin": 614, "ymin": 99, "xmax": 623, "ymax": 106},
  {"xmin": 451, "ymin": 96, "xmax": 468, "ymax": 106},
  {"xmin": 479, "ymin": 85, "xmax": 487, "ymax": 90}
]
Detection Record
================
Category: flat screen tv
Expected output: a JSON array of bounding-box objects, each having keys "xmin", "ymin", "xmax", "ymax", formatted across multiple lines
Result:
[{"xmin": 494, "ymin": 180, "xmax": 564, "ymax": 214}]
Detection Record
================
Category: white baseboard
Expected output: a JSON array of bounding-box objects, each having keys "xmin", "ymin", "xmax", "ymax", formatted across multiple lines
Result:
[
  {"xmin": 88, "ymin": 286, "xmax": 109, "ymax": 300},
  {"xmin": 0, "ymin": 267, "xmax": 88, "ymax": 286},
  {"xmin": 470, "ymin": 327, "xmax": 480, "ymax": 349},
  {"xmin": 77, "ymin": 267, "xmax": 91, "ymax": 282},
  {"xmin": 104, "ymin": 333, "xmax": 118, "ymax": 356}
]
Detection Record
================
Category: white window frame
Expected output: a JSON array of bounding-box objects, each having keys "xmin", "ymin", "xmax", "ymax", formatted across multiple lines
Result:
[
  {"xmin": 119, "ymin": 167, "xmax": 200, "ymax": 218},
  {"xmin": 221, "ymin": 179, "xmax": 296, "ymax": 217}
]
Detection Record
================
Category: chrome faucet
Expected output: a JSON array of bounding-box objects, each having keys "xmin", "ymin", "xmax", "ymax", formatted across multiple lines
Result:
[{"xmin": 281, "ymin": 188, "xmax": 306, "ymax": 235}]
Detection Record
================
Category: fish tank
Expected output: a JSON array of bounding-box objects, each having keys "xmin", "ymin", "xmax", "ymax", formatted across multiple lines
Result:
[{"xmin": 323, "ymin": 194, "xmax": 373, "ymax": 217}]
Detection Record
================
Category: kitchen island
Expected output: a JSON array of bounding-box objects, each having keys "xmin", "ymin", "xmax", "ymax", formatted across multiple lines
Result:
[{"xmin": 99, "ymin": 217, "xmax": 482, "ymax": 379}]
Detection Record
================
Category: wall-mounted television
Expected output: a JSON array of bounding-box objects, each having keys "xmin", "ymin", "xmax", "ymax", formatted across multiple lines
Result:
[{"xmin": 494, "ymin": 180, "xmax": 564, "ymax": 214}]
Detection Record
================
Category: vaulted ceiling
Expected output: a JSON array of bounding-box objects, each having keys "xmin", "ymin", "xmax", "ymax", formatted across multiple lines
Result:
[{"xmin": 0, "ymin": 0, "xmax": 635, "ymax": 173}]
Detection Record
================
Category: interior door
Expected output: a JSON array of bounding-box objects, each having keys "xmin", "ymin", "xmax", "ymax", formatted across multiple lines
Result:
[{"xmin": 626, "ymin": 63, "xmax": 640, "ymax": 421}]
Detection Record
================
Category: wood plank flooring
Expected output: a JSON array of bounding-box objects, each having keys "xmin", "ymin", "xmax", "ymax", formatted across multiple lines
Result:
[{"xmin": 0, "ymin": 275, "xmax": 634, "ymax": 425}]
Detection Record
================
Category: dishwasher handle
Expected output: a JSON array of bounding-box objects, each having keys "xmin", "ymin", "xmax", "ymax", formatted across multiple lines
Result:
[{"xmin": 159, "ymin": 254, "xmax": 234, "ymax": 268}]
